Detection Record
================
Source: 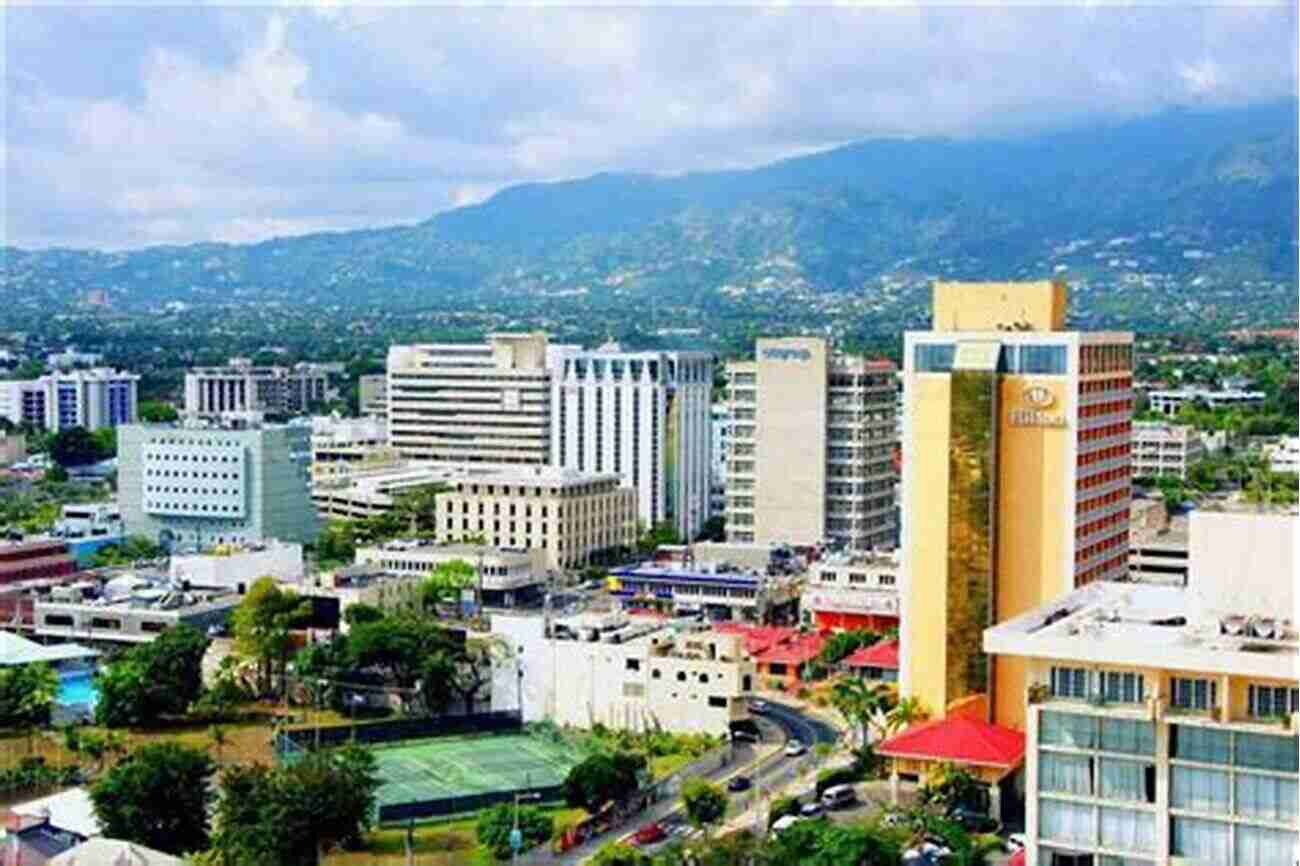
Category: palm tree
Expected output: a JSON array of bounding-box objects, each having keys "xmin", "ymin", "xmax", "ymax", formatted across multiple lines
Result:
[
  {"xmin": 884, "ymin": 696, "xmax": 928, "ymax": 736},
  {"xmin": 830, "ymin": 677, "xmax": 894, "ymax": 746}
]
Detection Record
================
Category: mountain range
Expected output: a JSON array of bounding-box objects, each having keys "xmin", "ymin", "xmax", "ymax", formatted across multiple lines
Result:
[{"xmin": 3, "ymin": 100, "xmax": 1296, "ymax": 337}]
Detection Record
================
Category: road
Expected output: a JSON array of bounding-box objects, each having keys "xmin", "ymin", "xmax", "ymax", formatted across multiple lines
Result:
[{"xmin": 535, "ymin": 699, "xmax": 838, "ymax": 864}]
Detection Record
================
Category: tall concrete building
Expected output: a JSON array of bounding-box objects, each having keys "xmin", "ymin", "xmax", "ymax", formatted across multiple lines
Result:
[
  {"xmin": 184, "ymin": 358, "xmax": 342, "ymax": 418},
  {"xmin": 118, "ymin": 422, "xmax": 320, "ymax": 549},
  {"xmin": 898, "ymin": 280, "xmax": 1135, "ymax": 733},
  {"xmin": 387, "ymin": 333, "xmax": 571, "ymax": 466},
  {"xmin": 550, "ymin": 345, "xmax": 713, "ymax": 541},
  {"xmin": 0, "ymin": 368, "xmax": 138, "ymax": 432},
  {"xmin": 724, "ymin": 338, "xmax": 896, "ymax": 551}
]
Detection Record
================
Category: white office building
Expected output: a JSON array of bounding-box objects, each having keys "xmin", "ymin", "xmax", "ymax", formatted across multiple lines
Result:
[
  {"xmin": 0, "ymin": 369, "xmax": 138, "ymax": 432},
  {"xmin": 551, "ymin": 345, "xmax": 713, "ymax": 541},
  {"xmin": 117, "ymin": 421, "xmax": 320, "ymax": 549},
  {"xmin": 1147, "ymin": 388, "xmax": 1266, "ymax": 417}
]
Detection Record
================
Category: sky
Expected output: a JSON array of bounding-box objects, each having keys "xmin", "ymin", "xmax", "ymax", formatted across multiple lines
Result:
[{"xmin": 5, "ymin": 3, "xmax": 1297, "ymax": 251}]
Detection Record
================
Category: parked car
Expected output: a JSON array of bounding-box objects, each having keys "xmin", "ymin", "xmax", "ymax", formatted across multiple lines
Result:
[
  {"xmin": 731, "ymin": 729, "xmax": 760, "ymax": 744},
  {"xmin": 631, "ymin": 822, "xmax": 666, "ymax": 846},
  {"xmin": 727, "ymin": 775, "xmax": 753, "ymax": 792},
  {"xmin": 770, "ymin": 815, "xmax": 805, "ymax": 834},
  {"xmin": 820, "ymin": 784, "xmax": 857, "ymax": 810},
  {"xmin": 949, "ymin": 807, "xmax": 1000, "ymax": 834},
  {"xmin": 798, "ymin": 799, "xmax": 824, "ymax": 817},
  {"xmin": 750, "ymin": 699, "xmax": 769, "ymax": 714},
  {"xmin": 784, "ymin": 739, "xmax": 806, "ymax": 757}
]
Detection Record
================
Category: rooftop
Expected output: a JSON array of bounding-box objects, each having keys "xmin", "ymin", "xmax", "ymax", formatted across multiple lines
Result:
[
  {"xmin": 984, "ymin": 581, "xmax": 1298, "ymax": 681},
  {"xmin": 877, "ymin": 714, "xmax": 1026, "ymax": 769},
  {"xmin": 843, "ymin": 639, "xmax": 900, "ymax": 669},
  {"xmin": 0, "ymin": 631, "xmax": 98, "ymax": 667},
  {"xmin": 456, "ymin": 466, "xmax": 624, "ymax": 487}
]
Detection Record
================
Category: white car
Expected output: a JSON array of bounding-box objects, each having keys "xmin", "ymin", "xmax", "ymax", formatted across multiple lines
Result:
[
  {"xmin": 750, "ymin": 699, "xmax": 769, "ymax": 714},
  {"xmin": 1005, "ymin": 833, "xmax": 1027, "ymax": 852},
  {"xmin": 784, "ymin": 740, "xmax": 807, "ymax": 757}
]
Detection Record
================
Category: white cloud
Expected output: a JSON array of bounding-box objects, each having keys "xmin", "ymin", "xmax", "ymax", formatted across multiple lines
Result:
[{"xmin": 3, "ymin": 4, "xmax": 1296, "ymax": 249}]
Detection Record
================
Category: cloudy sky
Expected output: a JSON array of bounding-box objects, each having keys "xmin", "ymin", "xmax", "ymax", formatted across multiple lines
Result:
[{"xmin": 5, "ymin": 3, "xmax": 1296, "ymax": 250}]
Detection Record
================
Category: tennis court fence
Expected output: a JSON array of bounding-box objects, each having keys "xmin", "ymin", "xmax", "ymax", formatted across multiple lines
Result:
[
  {"xmin": 274, "ymin": 709, "xmax": 524, "ymax": 758},
  {"xmin": 378, "ymin": 780, "xmax": 567, "ymax": 823}
]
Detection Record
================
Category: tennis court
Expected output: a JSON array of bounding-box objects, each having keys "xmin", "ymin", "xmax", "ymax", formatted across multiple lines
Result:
[{"xmin": 372, "ymin": 732, "xmax": 586, "ymax": 809}]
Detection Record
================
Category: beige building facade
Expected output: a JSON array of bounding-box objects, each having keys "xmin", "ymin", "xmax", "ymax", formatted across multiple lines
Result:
[
  {"xmin": 433, "ymin": 468, "xmax": 636, "ymax": 570},
  {"xmin": 1132, "ymin": 421, "xmax": 1205, "ymax": 481},
  {"xmin": 387, "ymin": 333, "xmax": 571, "ymax": 466},
  {"xmin": 725, "ymin": 338, "xmax": 896, "ymax": 551}
]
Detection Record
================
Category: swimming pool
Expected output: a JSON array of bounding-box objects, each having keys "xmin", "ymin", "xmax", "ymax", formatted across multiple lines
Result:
[{"xmin": 58, "ymin": 671, "xmax": 99, "ymax": 708}]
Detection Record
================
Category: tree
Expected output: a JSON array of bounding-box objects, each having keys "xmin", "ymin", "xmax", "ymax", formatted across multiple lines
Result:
[
  {"xmin": 89, "ymin": 741, "xmax": 215, "ymax": 855},
  {"xmin": 563, "ymin": 751, "xmax": 646, "ymax": 812},
  {"xmin": 476, "ymin": 802, "xmax": 554, "ymax": 859},
  {"xmin": 636, "ymin": 521, "xmax": 680, "ymax": 556},
  {"xmin": 590, "ymin": 842, "xmax": 653, "ymax": 866},
  {"xmin": 45, "ymin": 464, "xmax": 69, "ymax": 483},
  {"xmin": 95, "ymin": 623, "xmax": 211, "ymax": 726},
  {"xmin": 49, "ymin": 426, "xmax": 103, "ymax": 467},
  {"xmin": 63, "ymin": 727, "xmax": 127, "ymax": 776},
  {"xmin": 696, "ymin": 515, "xmax": 726, "ymax": 543},
  {"xmin": 816, "ymin": 629, "xmax": 881, "ymax": 666},
  {"xmin": 421, "ymin": 559, "xmax": 475, "ymax": 611},
  {"xmin": 231, "ymin": 577, "xmax": 311, "ymax": 696},
  {"xmin": 91, "ymin": 426, "xmax": 117, "ymax": 460},
  {"xmin": 391, "ymin": 483, "xmax": 449, "ymax": 536},
  {"xmin": 0, "ymin": 662, "xmax": 59, "ymax": 728},
  {"xmin": 343, "ymin": 603, "xmax": 385, "ymax": 627},
  {"xmin": 139, "ymin": 400, "xmax": 180, "ymax": 423},
  {"xmin": 212, "ymin": 744, "xmax": 379, "ymax": 866},
  {"xmin": 884, "ymin": 695, "xmax": 928, "ymax": 736},
  {"xmin": 89, "ymin": 535, "xmax": 164, "ymax": 567},
  {"xmin": 829, "ymin": 677, "xmax": 895, "ymax": 745},
  {"xmin": 680, "ymin": 778, "xmax": 727, "ymax": 831},
  {"xmin": 314, "ymin": 521, "xmax": 357, "ymax": 568}
]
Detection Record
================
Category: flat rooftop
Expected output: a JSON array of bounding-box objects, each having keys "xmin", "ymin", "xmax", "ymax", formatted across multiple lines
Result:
[{"xmin": 984, "ymin": 581, "xmax": 1298, "ymax": 681}]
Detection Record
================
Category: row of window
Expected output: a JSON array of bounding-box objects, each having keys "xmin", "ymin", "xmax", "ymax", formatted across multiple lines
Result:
[
  {"xmin": 1079, "ymin": 422, "xmax": 1132, "ymax": 444},
  {"xmin": 913, "ymin": 343, "xmax": 1071, "ymax": 374},
  {"xmin": 1040, "ymin": 802, "xmax": 1295, "ymax": 862},
  {"xmin": 1080, "ymin": 345, "xmax": 1134, "ymax": 375}
]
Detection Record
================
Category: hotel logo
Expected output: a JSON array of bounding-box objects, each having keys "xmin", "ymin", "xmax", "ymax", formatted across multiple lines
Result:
[{"xmin": 1023, "ymin": 385, "xmax": 1055, "ymax": 409}]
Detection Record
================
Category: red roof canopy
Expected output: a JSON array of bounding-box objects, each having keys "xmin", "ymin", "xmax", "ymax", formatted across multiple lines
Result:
[
  {"xmin": 753, "ymin": 631, "xmax": 827, "ymax": 666},
  {"xmin": 712, "ymin": 623, "xmax": 799, "ymax": 655},
  {"xmin": 877, "ymin": 716, "xmax": 1026, "ymax": 769},
  {"xmin": 843, "ymin": 639, "xmax": 899, "ymax": 669}
]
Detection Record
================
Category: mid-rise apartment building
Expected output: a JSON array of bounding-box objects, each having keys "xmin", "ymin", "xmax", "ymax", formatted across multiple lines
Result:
[
  {"xmin": 899, "ymin": 279, "xmax": 1134, "ymax": 733},
  {"xmin": 433, "ymin": 468, "xmax": 636, "ymax": 570},
  {"xmin": 184, "ymin": 358, "xmax": 342, "ymax": 417},
  {"xmin": 802, "ymin": 550, "xmax": 900, "ymax": 632},
  {"xmin": 492, "ymin": 613, "xmax": 756, "ymax": 735},
  {"xmin": 0, "ymin": 368, "xmax": 138, "ymax": 432},
  {"xmin": 551, "ymin": 345, "xmax": 713, "ymax": 541},
  {"xmin": 724, "ymin": 339, "xmax": 897, "ymax": 551},
  {"xmin": 1132, "ymin": 421, "xmax": 1205, "ymax": 481},
  {"xmin": 387, "ymin": 333, "xmax": 571, "ymax": 466},
  {"xmin": 118, "ymin": 422, "xmax": 320, "ymax": 549},
  {"xmin": 984, "ymin": 508, "xmax": 1298, "ymax": 866}
]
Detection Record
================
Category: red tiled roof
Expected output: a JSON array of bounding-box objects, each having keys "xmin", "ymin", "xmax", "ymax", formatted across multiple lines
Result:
[
  {"xmin": 877, "ymin": 716, "xmax": 1026, "ymax": 768},
  {"xmin": 712, "ymin": 623, "xmax": 799, "ymax": 655},
  {"xmin": 753, "ymin": 631, "xmax": 827, "ymax": 666},
  {"xmin": 843, "ymin": 639, "xmax": 899, "ymax": 669}
]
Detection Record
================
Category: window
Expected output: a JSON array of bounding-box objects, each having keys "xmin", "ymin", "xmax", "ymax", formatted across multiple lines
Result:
[
  {"xmin": 1020, "ymin": 345, "xmax": 1068, "ymax": 374},
  {"xmin": 1170, "ymin": 677, "xmax": 1216, "ymax": 711},
  {"xmin": 913, "ymin": 343, "xmax": 955, "ymax": 373},
  {"xmin": 44, "ymin": 614, "xmax": 74, "ymax": 627},
  {"xmin": 1040, "ymin": 711, "xmax": 1097, "ymax": 749},
  {"xmin": 1171, "ymin": 725, "xmax": 1230, "ymax": 765},
  {"xmin": 1098, "ymin": 758, "xmax": 1154, "ymax": 803},
  {"xmin": 1247, "ymin": 683, "xmax": 1300, "ymax": 718},
  {"xmin": 1236, "ymin": 826, "xmax": 1297, "ymax": 866},
  {"xmin": 1170, "ymin": 817, "xmax": 1230, "ymax": 864},
  {"xmin": 1100, "ymin": 719, "xmax": 1155, "ymax": 756},
  {"xmin": 1234, "ymin": 732, "xmax": 1299, "ymax": 773},
  {"xmin": 1171, "ymin": 766, "xmax": 1230, "ymax": 813},
  {"xmin": 1039, "ymin": 799, "xmax": 1092, "ymax": 846},
  {"xmin": 625, "ymin": 658, "xmax": 640, "ymax": 672},
  {"xmin": 140, "ymin": 621, "xmax": 168, "ymax": 633},
  {"xmin": 708, "ymin": 696, "xmax": 727, "ymax": 708},
  {"xmin": 1235, "ymin": 773, "xmax": 1298, "ymax": 821},
  {"xmin": 1099, "ymin": 671, "xmax": 1144, "ymax": 704},
  {"xmin": 1051, "ymin": 666, "xmax": 1089, "ymax": 699},
  {"xmin": 1098, "ymin": 807, "xmax": 1155, "ymax": 854},
  {"xmin": 676, "ymin": 672, "xmax": 686, "ymax": 682},
  {"xmin": 1040, "ymin": 752, "xmax": 1092, "ymax": 795}
]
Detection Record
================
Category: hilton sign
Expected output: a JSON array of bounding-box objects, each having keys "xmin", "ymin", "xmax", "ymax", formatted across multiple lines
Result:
[{"xmin": 1009, "ymin": 385, "xmax": 1067, "ymax": 427}]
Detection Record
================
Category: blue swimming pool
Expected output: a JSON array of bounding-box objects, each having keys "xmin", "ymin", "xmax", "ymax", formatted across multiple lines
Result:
[{"xmin": 58, "ymin": 671, "xmax": 99, "ymax": 708}]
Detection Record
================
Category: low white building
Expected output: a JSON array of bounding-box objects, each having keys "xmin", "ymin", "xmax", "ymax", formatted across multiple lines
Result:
[
  {"xmin": 169, "ymin": 540, "xmax": 304, "ymax": 593},
  {"xmin": 355, "ymin": 542, "xmax": 545, "ymax": 608},
  {"xmin": 491, "ymin": 612, "xmax": 756, "ymax": 735},
  {"xmin": 57, "ymin": 503, "xmax": 122, "ymax": 538},
  {"xmin": 802, "ymin": 550, "xmax": 900, "ymax": 632},
  {"xmin": 1147, "ymin": 387, "xmax": 1265, "ymax": 417},
  {"xmin": 35, "ymin": 575, "xmax": 238, "ymax": 644},
  {"xmin": 1131, "ymin": 421, "xmax": 1205, "ymax": 481},
  {"xmin": 1264, "ymin": 436, "xmax": 1300, "ymax": 475}
]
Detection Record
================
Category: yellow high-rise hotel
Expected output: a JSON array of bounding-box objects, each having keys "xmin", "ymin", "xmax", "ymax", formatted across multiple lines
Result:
[{"xmin": 885, "ymin": 280, "xmax": 1135, "ymax": 813}]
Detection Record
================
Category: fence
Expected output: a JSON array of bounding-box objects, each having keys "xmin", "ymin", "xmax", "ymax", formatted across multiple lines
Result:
[
  {"xmin": 274, "ymin": 709, "xmax": 523, "ymax": 756},
  {"xmin": 378, "ymin": 781, "xmax": 567, "ymax": 823}
]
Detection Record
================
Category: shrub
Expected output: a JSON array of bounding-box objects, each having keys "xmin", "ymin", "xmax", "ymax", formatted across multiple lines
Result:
[
  {"xmin": 477, "ymin": 803, "xmax": 553, "ymax": 860},
  {"xmin": 815, "ymin": 765, "xmax": 864, "ymax": 795}
]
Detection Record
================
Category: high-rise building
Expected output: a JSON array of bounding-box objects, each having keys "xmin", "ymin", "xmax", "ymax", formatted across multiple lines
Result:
[
  {"xmin": 710, "ymin": 404, "xmax": 731, "ymax": 518},
  {"xmin": 387, "ymin": 333, "xmax": 571, "ymax": 466},
  {"xmin": 898, "ymin": 279, "xmax": 1134, "ymax": 732},
  {"xmin": 184, "ymin": 358, "xmax": 342, "ymax": 418},
  {"xmin": 724, "ymin": 338, "xmax": 896, "ymax": 551},
  {"xmin": 550, "ymin": 345, "xmax": 713, "ymax": 541},
  {"xmin": 118, "ymin": 421, "xmax": 320, "ymax": 549},
  {"xmin": 0, "ymin": 368, "xmax": 139, "ymax": 432},
  {"xmin": 984, "ymin": 507, "xmax": 1298, "ymax": 866}
]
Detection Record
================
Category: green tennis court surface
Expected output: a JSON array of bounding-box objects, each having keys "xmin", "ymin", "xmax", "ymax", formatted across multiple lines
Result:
[{"xmin": 372, "ymin": 733, "xmax": 585, "ymax": 807}]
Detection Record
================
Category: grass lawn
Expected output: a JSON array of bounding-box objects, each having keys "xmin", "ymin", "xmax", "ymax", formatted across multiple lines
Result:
[
  {"xmin": 650, "ymin": 752, "xmax": 694, "ymax": 779},
  {"xmin": 324, "ymin": 807, "xmax": 587, "ymax": 866}
]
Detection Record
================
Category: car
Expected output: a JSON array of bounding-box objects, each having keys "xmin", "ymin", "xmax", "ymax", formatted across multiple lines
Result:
[
  {"xmin": 727, "ymin": 775, "xmax": 752, "ymax": 792},
  {"xmin": 820, "ymin": 784, "xmax": 857, "ymax": 810},
  {"xmin": 1005, "ymin": 833, "xmax": 1027, "ymax": 852},
  {"xmin": 730, "ymin": 729, "xmax": 760, "ymax": 744},
  {"xmin": 798, "ymin": 800, "xmax": 823, "ymax": 817},
  {"xmin": 770, "ymin": 815, "xmax": 805, "ymax": 834},
  {"xmin": 631, "ymin": 822, "xmax": 666, "ymax": 846},
  {"xmin": 784, "ymin": 740, "xmax": 806, "ymax": 757},
  {"xmin": 750, "ymin": 699, "xmax": 769, "ymax": 714},
  {"xmin": 949, "ymin": 807, "xmax": 1000, "ymax": 834}
]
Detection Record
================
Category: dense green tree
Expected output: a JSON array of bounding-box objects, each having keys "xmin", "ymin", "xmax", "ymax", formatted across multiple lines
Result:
[
  {"xmin": 680, "ymin": 778, "xmax": 727, "ymax": 831},
  {"xmin": 476, "ymin": 802, "xmax": 554, "ymax": 859},
  {"xmin": 211, "ymin": 744, "xmax": 379, "ymax": 866},
  {"xmin": 231, "ymin": 577, "xmax": 311, "ymax": 696},
  {"xmin": 49, "ymin": 426, "xmax": 103, "ymax": 467},
  {"xmin": 421, "ymin": 558, "xmax": 476, "ymax": 610},
  {"xmin": 817, "ymin": 629, "xmax": 882, "ymax": 666},
  {"xmin": 95, "ymin": 623, "xmax": 211, "ymax": 726},
  {"xmin": 314, "ymin": 521, "xmax": 357, "ymax": 568},
  {"xmin": 590, "ymin": 842, "xmax": 653, "ymax": 866},
  {"xmin": 0, "ymin": 662, "xmax": 59, "ymax": 728},
  {"xmin": 139, "ymin": 400, "xmax": 180, "ymax": 423},
  {"xmin": 89, "ymin": 741, "xmax": 215, "ymax": 855},
  {"xmin": 695, "ymin": 515, "xmax": 726, "ymax": 543},
  {"xmin": 89, "ymin": 535, "xmax": 164, "ymax": 567},
  {"xmin": 563, "ymin": 751, "xmax": 647, "ymax": 812},
  {"xmin": 636, "ymin": 521, "xmax": 680, "ymax": 555},
  {"xmin": 343, "ymin": 603, "xmax": 385, "ymax": 627}
]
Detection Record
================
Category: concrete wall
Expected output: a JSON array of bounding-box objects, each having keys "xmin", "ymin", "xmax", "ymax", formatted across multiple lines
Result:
[{"xmin": 1189, "ymin": 510, "xmax": 1297, "ymax": 620}]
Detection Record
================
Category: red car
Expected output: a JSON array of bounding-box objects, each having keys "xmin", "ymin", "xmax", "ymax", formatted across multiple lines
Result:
[{"xmin": 631, "ymin": 822, "xmax": 667, "ymax": 846}]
